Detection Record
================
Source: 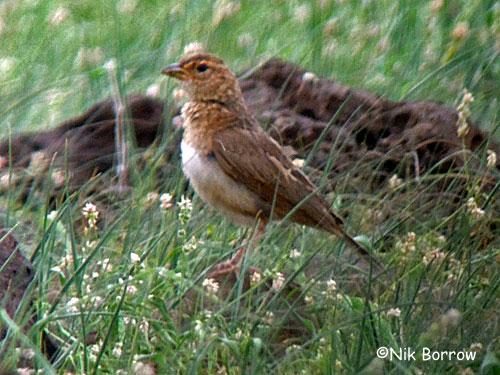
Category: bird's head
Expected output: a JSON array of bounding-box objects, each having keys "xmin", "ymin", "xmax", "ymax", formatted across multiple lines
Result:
[{"xmin": 162, "ymin": 52, "xmax": 242, "ymax": 104}]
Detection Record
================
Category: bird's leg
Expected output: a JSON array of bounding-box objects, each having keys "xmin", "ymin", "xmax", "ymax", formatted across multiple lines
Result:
[{"xmin": 207, "ymin": 219, "xmax": 266, "ymax": 279}]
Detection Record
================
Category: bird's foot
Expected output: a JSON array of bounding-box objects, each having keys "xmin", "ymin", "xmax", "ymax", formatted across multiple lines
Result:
[{"xmin": 207, "ymin": 247, "xmax": 246, "ymax": 279}]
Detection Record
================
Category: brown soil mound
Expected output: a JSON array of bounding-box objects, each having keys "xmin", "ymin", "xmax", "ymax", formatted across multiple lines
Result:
[
  {"xmin": 241, "ymin": 59, "xmax": 498, "ymax": 188},
  {"xmin": 0, "ymin": 59, "xmax": 497, "ymax": 198}
]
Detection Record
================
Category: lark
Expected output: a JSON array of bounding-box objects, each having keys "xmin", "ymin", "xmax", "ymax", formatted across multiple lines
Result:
[{"xmin": 162, "ymin": 52, "xmax": 381, "ymax": 277}]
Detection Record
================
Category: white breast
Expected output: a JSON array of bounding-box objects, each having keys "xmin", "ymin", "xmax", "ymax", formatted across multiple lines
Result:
[{"xmin": 181, "ymin": 140, "xmax": 260, "ymax": 226}]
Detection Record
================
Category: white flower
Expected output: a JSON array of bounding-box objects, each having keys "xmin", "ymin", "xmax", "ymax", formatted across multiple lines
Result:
[
  {"xmin": 178, "ymin": 195, "xmax": 193, "ymax": 211},
  {"xmin": 326, "ymin": 279, "xmax": 337, "ymax": 292},
  {"xmin": 292, "ymin": 158, "xmax": 305, "ymax": 168},
  {"xmin": 237, "ymin": 33, "xmax": 254, "ymax": 48},
  {"xmin": 250, "ymin": 270, "xmax": 262, "ymax": 286},
  {"xmin": 0, "ymin": 57, "xmax": 16, "ymax": 77},
  {"xmin": 486, "ymin": 150, "xmax": 496, "ymax": 169},
  {"xmin": 130, "ymin": 252, "xmax": 141, "ymax": 264},
  {"xmin": 212, "ymin": 0, "xmax": 241, "ymax": 27},
  {"xmin": 146, "ymin": 83, "xmax": 161, "ymax": 97},
  {"xmin": 145, "ymin": 191, "xmax": 159, "ymax": 205},
  {"xmin": 51, "ymin": 168, "xmax": 66, "ymax": 187},
  {"xmin": 263, "ymin": 311, "xmax": 274, "ymax": 324},
  {"xmin": 112, "ymin": 342, "xmax": 123, "ymax": 357},
  {"xmin": 133, "ymin": 361, "xmax": 156, "ymax": 375},
  {"xmin": 48, "ymin": 6, "xmax": 70, "ymax": 25},
  {"xmin": 116, "ymin": 0, "xmax": 137, "ymax": 14},
  {"xmin": 289, "ymin": 248, "xmax": 301, "ymax": 259},
  {"xmin": 172, "ymin": 88, "xmax": 187, "ymax": 105},
  {"xmin": 202, "ymin": 278, "xmax": 219, "ymax": 296},
  {"xmin": 293, "ymin": 3, "xmax": 311, "ymax": 24},
  {"xmin": 272, "ymin": 272, "xmax": 285, "ymax": 291},
  {"xmin": 387, "ymin": 307, "xmax": 401, "ymax": 318},
  {"xmin": 66, "ymin": 297, "xmax": 80, "ymax": 313},
  {"xmin": 183, "ymin": 42, "xmax": 205, "ymax": 55},
  {"xmin": 159, "ymin": 193, "xmax": 174, "ymax": 210},
  {"xmin": 456, "ymin": 89, "xmax": 474, "ymax": 139},
  {"xmin": 422, "ymin": 248, "xmax": 446, "ymax": 266},
  {"xmin": 302, "ymin": 72, "xmax": 318, "ymax": 83},
  {"xmin": 466, "ymin": 197, "xmax": 485, "ymax": 220},
  {"xmin": 75, "ymin": 47, "xmax": 104, "ymax": 68},
  {"xmin": 47, "ymin": 210, "xmax": 58, "ymax": 221},
  {"xmin": 388, "ymin": 174, "xmax": 403, "ymax": 190}
]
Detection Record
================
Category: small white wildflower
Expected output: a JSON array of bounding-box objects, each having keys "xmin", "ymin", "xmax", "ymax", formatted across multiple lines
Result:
[
  {"xmin": 326, "ymin": 279, "xmax": 337, "ymax": 292},
  {"xmin": 441, "ymin": 308, "xmax": 461, "ymax": 327},
  {"xmin": 130, "ymin": 252, "xmax": 141, "ymax": 264},
  {"xmin": 456, "ymin": 89, "xmax": 474, "ymax": 138},
  {"xmin": 159, "ymin": 193, "xmax": 174, "ymax": 210},
  {"xmin": 116, "ymin": 0, "xmax": 138, "ymax": 14},
  {"xmin": 91, "ymin": 296, "xmax": 103, "ymax": 307},
  {"xmin": 75, "ymin": 47, "xmax": 104, "ymax": 68},
  {"xmin": 183, "ymin": 42, "xmax": 205, "ymax": 55},
  {"xmin": 156, "ymin": 266, "xmax": 168, "ymax": 277},
  {"xmin": 388, "ymin": 174, "xmax": 403, "ymax": 190},
  {"xmin": 430, "ymin": 0, "xmax": 444, "ymax": 13},
  {"xmin": 0, "ymin": 57, "xmax": 16, "ymax": 77},
  {"xmin": 286, "ymin": 344, "xmax": 301, "ymax": 355},
  {"xmin": 263, "ymin": 311, "xmax": 274, "ymax": 325},
  {"xmin": 82, "ymin": 202, "xmax": 99, "ymax": 229},
  {"xmin": 323, "ymin": 18, "xmax": 338, "ymax": 36},
  {"xmin": 51, "ymin": 168, "xmax": 66, "ymax": 187},
  {"xmin": 112, "ymin": 342, "xmax": 123, "ymax": 357},
  {"xmin": 422, "ymin": 249, "xmax": 446, "ymax": 266},
  {"xmin": 123, "ymin": 316, "xmax": 137, "ymax": 325},
  {"xmin": 304, "ymin": 294, "xmax": 314, "ymax": 305},
  {"xmin": 47, "ymin": 210, "xmax": 58, "ymax": 221},
  {"xmin": 15, "ymin": 368, "xmax": 33, "ymax": 375},
  {"xmin": 452, "ymin": 22, "xmax": 469, "ymax": 40},
  {"xmin": 302, "ymin": 71, "xmax": 318, "ymax": 83},
  {"xmin": 469, "ymin": 342, "xmax": 483, "ymax": 352},
  {"xmin": 202, "ymin": 278, "xmax": 219, "ymax": 296},
  {"xmin": 387, "ymin": 307, "xmax": 401, "ymax": 318},
  {"xmin": 139, "ymin": 319, "xmax": 149, "ymax": 333},
  {"xmin": 146, "ymin": 82, "xmax": 161, "ymax": 97},
  {"xmin": 466, "ymin": 197, "xmax": 485, "ymax": 220},
  {"xmin": 289, "ymin": 248, "xmax": 301, "ymax": 259},
  {"xmin": 486, "ymin": 150, "xmax": 496, "ymax": 169},
  {"xmin": 145, "ymin": 191, "xmax": 159, "ymax": 205},
  {"xmin": 401, "ymin": 232, "xmax": 416, "ymax": 253},
  {"xmin": 272, "ymin": 272, "xmax": 285, "ymax": 291},
  {"xmin": 30, "ymin": 151, "xmax": 49, "ymax": 171},
  {"xmin": 178, "ymin": 195, "xmax": 193, "ymax": 211},
  {"xmin": 104, "ymin": 58, "xmax": 117, "ymax": 73},
  {"xmin": 21, "ymin": 348, "xmax": 35, "ymax": 360},
  {"xmin": 293, "ymin": 3, "xmax": 311, "ymax": 24},
  {"xmin": 292, "ymin": 158, "xmax": 305, "ymax": 168},
  {"xmin": 133, "ymin": 361, "xmax": 156, "ymax": 375},
  {"xmin": 66, "ymin": 297, "xmax": 80, "ymax": 313},
  {"xmin": 250, "ymin": 270, "xmax": 262, "ymax": 286},
  {"xmin": 194, "ymin": 319, "xmax": 204, "ymax": 336},
  {"xmin": 237, "ymin": 33, "xmax": 254, "ymax": 49},
  {"xmin": 172, "ymin": 88, "xmax": 187, "ymax": 105},
  {"xmin": 212, "ymin": 0, "xmax": 241, "ymax": 27},
  {"xmin": 48, "ymin": 6, "xmax": 70, "ymax": 25}
]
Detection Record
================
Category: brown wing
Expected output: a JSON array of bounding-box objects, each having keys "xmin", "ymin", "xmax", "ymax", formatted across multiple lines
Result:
[{"xmin": 211, "ymin": 121, "xmax": 345, "ymax": 234}]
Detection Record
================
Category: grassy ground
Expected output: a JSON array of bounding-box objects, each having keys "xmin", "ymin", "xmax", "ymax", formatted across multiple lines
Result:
[{"xmin": 0, "ymin": 0, "xmax": 499, "ymax": 374}]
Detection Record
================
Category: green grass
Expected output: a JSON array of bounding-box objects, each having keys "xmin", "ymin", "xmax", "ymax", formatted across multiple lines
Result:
[{"xmin": 0, "ymin": 0, "xmax": 499, "ymax": 374}]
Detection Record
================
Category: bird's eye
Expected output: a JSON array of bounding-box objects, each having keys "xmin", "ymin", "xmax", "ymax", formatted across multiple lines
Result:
[{"xmin": 196, "ymin": 63, "xmax": 208, "ymax": 73}]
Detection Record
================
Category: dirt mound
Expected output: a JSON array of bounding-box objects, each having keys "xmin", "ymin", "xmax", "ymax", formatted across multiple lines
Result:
[
  {"xmin": 241, "ymin": 59, "xmax": 498, "ymax": 188},
  {"xmin": 0, "ymin": 58, "xmax": 497, "ymax": 197}
]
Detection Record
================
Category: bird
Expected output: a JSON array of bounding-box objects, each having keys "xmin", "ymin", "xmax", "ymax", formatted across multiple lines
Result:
[{"xmin": 161, "ymin": 51, "xmax": 382, "ymax": 277}]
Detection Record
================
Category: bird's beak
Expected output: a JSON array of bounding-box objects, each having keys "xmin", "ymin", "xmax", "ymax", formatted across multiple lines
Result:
[{"xmin": 161, "ymin": 63, "xmax": 186, "ymax": 80}]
